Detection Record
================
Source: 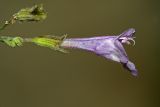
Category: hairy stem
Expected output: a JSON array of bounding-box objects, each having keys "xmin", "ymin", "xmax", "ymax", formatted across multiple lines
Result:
[{"xmin": 0, "ymin": 18, "xmax": 16, "ymax": 31}]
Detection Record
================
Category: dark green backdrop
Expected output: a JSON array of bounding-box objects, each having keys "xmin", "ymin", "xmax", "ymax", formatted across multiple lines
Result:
[{"xmin": 0, "ymin": 0, "xmax": 159, "ymax": 107}]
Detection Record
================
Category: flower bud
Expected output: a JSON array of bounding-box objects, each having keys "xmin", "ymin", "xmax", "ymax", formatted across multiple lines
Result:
[{"xmin": 13, "ymin": 4, "xmax": 47, "ymax": 22}]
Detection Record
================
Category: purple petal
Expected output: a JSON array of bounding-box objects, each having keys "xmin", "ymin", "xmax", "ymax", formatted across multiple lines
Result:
[{"xmin": 61, "ymin": 28, "xmax": 138, "ymax": 76}]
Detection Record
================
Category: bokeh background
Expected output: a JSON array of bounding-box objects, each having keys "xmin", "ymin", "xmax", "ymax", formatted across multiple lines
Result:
[{"xmin": 0, "ymin": 0, "xmax": 159, "ymax": 107}]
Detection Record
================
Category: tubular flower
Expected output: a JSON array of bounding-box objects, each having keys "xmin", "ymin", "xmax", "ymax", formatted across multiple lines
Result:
[{"xmin": 61, "ymin": 28, "xmax": 138, "ymax": 76}]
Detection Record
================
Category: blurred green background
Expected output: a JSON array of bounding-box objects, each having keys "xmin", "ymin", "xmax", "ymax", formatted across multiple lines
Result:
[{"xmin": 0, "ymin": 0, "xmax": 159, "ymax": 107}]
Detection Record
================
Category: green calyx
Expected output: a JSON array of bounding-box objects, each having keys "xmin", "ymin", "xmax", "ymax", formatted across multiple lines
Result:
[
  {"xmin": 31, "ymin": 35, "xmax": 68, "ymax": 53},
  {"xmin": 13, "ymin": 4, "xmax": 47, "ymax": 22}
]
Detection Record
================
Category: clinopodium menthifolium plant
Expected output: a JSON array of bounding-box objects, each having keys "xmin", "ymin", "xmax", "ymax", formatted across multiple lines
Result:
[{"xmin": 0, "ymin": 4, "xmax": 138, "ymax": 76}]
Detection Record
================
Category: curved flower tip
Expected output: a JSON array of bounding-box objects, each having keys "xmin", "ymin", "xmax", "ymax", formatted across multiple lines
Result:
[
  {"xmin": 61, "ymin": 28, "xmax": 138, "ymax": 76},
  {"xmin": 122, "ymin": 61, "xmax": 138, "ymax": 76}
]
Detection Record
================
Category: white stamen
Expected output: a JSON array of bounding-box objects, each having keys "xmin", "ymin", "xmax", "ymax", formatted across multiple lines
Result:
[
  {"xmin": 128, "ymin": 38, "xmax": 135, "ymax": 46},
  {"xmin": 120, "ymin": 37, "xmax": 135, "ymax": 46}
]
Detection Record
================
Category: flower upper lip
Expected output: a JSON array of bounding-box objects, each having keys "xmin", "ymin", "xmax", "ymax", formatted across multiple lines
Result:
[{"xmin": 117, "ymin": 28, "xmax": 136, "ymax": 45}]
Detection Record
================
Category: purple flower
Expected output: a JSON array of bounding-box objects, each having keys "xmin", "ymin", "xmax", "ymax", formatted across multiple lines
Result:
[{"xmin": 61, "ymin": 28, "xmax": 138, "ymax": 76}]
